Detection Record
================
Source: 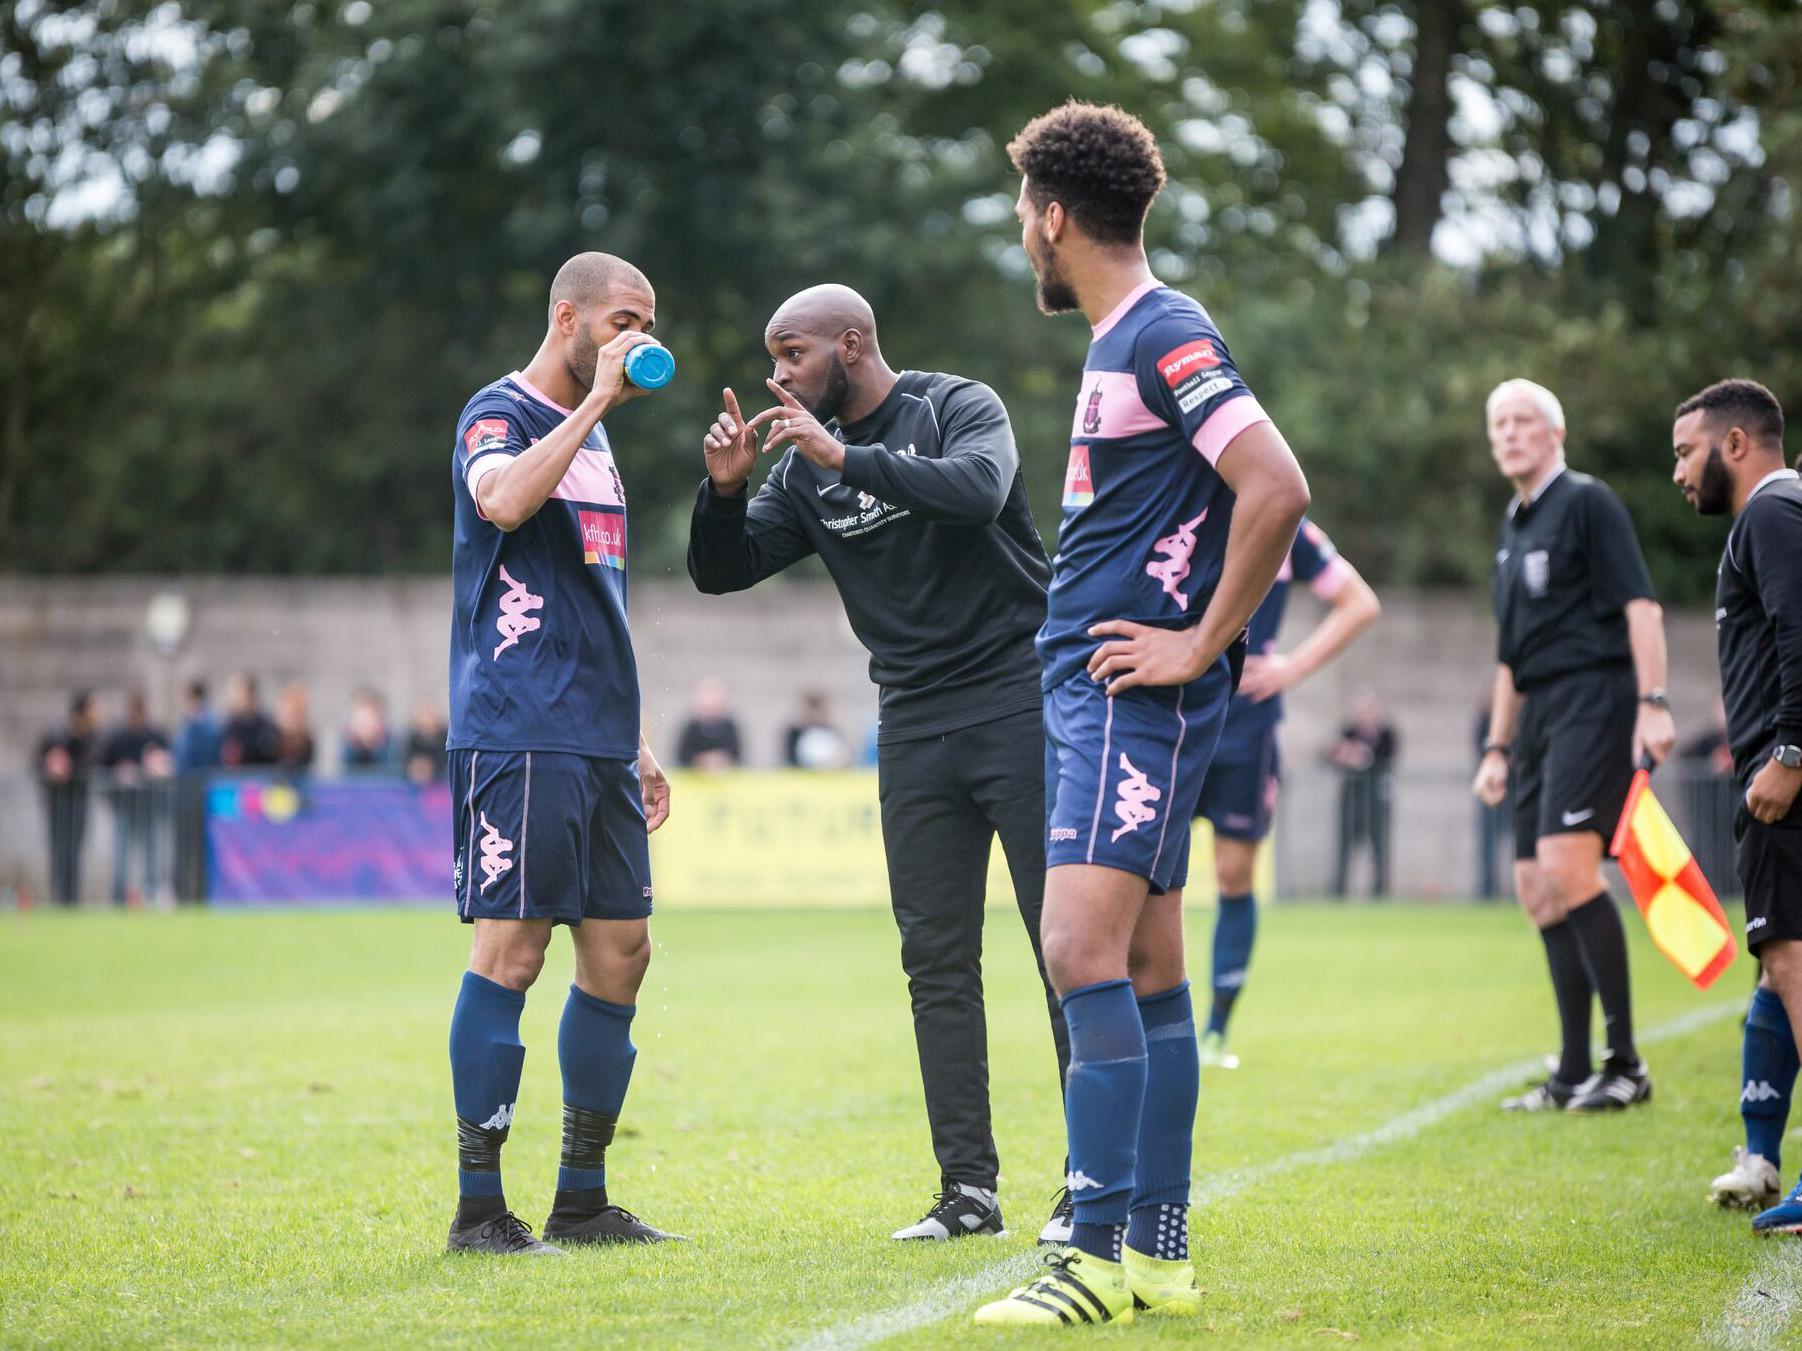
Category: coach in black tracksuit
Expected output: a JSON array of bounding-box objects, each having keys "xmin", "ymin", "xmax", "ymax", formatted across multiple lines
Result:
[
  {"xmin": 688, "ymin": 284, "xmax": 1069, "ymax": 1243},
  {"xmin": 1474, "ymin": 379, "xmax": 1676, "ymax": 1115}
]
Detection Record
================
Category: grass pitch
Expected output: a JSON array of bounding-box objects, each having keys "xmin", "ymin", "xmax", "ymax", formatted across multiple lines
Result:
[{"xmin": 0, "ymin": 901, "xmax": 1776, "ymax": 1347}]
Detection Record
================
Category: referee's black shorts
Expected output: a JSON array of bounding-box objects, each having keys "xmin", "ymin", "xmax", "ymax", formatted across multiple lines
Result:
[
  {"xmin": 1512, "ymin": 664, "xmax": 1637, "ymax": 860},
  {"xmin": 1737, "ymin": 799, "xmax": 1802, "ymax": 953}
]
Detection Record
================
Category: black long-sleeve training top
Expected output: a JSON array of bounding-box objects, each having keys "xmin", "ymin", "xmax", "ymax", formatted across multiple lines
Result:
[
  {"xmin": 1716, "ymin": 469, "xmax": 1802, "ymax": 785},
  {"xmin": 688, "ymin": 370, "xmax": 1050, "ymax": 745}
]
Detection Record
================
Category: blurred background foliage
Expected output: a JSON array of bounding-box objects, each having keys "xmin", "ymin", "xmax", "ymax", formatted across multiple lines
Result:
[{"xmin": 3, "ymin": 0, "xmax": 1798, "ymax": 601}]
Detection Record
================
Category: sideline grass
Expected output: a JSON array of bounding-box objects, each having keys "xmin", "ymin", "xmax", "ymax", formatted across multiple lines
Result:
[{"xmin": 0, "ymin": 902, "xmax": 1768, "ymax": 1346}]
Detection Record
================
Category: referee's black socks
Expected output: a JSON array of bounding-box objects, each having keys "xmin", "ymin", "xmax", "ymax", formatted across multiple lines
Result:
[
  {"xmin": 1538, "ymin": 918, "xmax": 1594, "ymax": 1085},
  {"xmin": 1567, "ymin": 891, "xmax": 1638, "ymax": 1068}
]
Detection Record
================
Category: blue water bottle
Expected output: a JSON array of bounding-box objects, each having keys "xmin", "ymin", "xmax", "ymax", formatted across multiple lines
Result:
[{"xmin": 623, "ymin": 341, "xmax": 675, "ymax": 390}]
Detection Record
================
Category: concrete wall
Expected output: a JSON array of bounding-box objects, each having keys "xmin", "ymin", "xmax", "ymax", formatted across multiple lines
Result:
[{"xmin": 0, "ymin": 576, "xmax": 1729, "ymax": 899}]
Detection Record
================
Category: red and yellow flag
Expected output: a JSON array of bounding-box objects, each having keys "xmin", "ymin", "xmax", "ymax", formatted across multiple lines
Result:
[{"xmin": 1610, "ymin": 768, "xmax": 1737, "ymax": 989}]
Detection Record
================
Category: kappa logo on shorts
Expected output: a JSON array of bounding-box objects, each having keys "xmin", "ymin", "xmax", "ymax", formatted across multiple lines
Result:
[
  {"xmin": 493, "ymin": 564, "xmax": 543, "ymax": 659},
  {"xmin": 1050, "ymin": 826, "xmax": 1078, "ymax": 843},
  {"xmin": 1110, "ymin": 753, "xmax": 1162, "ymax": 842},
  {"xmin": 1145, "ymin": 509, "xmax": 1207, "ymax": 609},
  {"xmin": 477, "ymin": 811, "xmax": 515, "ymax": 892}
]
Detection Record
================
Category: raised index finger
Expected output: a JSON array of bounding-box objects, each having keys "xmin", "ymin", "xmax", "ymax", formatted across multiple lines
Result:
[
  {"xmin": 765, "ymin": 377, "xmax": 804, "ymax": 409},
  {"xmin": 723, "ymin": 387, "xmax": 743, "ymax": 422}
]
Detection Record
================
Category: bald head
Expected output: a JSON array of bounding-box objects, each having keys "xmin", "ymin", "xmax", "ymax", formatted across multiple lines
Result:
[
  {"xmin": 549, "ymin": 252, "xmax": 652, "ymax": 323},
  {"xmin": 766, "ymin": 284, "xmax": 879, "ymax": 350}
]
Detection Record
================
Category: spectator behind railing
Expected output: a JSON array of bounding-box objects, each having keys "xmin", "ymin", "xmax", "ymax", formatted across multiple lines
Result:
[
  {"xmin": 35, "ymin": 690, "xmax": 99, "ymax": 906},
  {"xmin": 403, "ymin": 697, "xmax": 449, "ymax": 785},
  {"xmin": 675, "ymin": 677, "xmax": 743, "ymax": 773},
  {"xmin": 341, "ymin": 686, "xmax": 397, "ymax": 773},
  {"xmin": 220, "ymin": 673, "xmax": 280, "ymax": 768},
  {"xmin": 274, "ymin": 682, "xmax": 315, "ymax": 777},
  {"xmin": 99, "ymin": 690, "xmax": 172, "ymax": 906},
  {"xmin": 783, "ymin": 689, "xmax": 848, "ymax": 771},
  {"xmin": 1329, "ymin": 692, "xmax": 1399, "ymax": 899},
  {"xmin": 171, "ymin": 679, "xmax": 220, "ymax": 903}
]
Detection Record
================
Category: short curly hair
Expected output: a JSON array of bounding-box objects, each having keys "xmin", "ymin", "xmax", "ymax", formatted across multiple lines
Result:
[
  {"xmin": 1007, "ymin": 101, "xmax": 1166, "ymax": 245},
  {"xmin": 1675, "ymin": 378, "xmax": 1785, "ymax": 447}
]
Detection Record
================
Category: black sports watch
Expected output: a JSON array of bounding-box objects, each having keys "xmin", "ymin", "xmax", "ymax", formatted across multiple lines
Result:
[
  {"xmin": 1638, "ymin": 688, "xmax": 1671, "ymax": 711},
  {"xmin": 1774, "ymin": 744, "xmax": 1802, "ymax": 770}
]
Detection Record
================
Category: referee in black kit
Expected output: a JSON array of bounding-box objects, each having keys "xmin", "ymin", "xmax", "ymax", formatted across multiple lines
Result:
[
  {"xmin": 1672, "ymin": 380, "xmax": 1802, "ymax": 1231},
  {"xmin": 687, "ymin": 284, "xmax": 1071, "ymax": 1243},
  {"xmin": 1473, "ymin": 379, "xmax": 1677, "ymax": 1113}
]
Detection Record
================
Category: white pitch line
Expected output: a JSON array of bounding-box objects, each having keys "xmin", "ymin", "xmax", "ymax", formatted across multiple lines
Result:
[
  {"xmin": 1709, "ymin": 1245, "xmax": 1802, "ymax": 1350},
  {"xmin": 790, "ymin": 999, "xmax": 1741, "ymax": 1351}
]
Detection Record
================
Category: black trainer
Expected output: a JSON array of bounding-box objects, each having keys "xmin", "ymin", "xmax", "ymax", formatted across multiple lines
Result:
[
  {"xmin": 1566, "ymin": 1061, "xmax": 1652, "ymax": 1113},
  {"xmin": 543, "ymin": 1204, "xmax": 687, "ymax": 1245},
  {"xmin": 891, "ymin": 1185, "xmax": 1005, "ymax": 1240},
  {"xmin": 1038, "ymin": 1187, "xmax": 1074, "ymax": 1246},
  {"xmin": 1500, "ymin": 1076, "xmax": 1581, "ymax": 1112},
  {"xmin": 447, "ymin": 1210, "xmax": 565, "ymax": 1256}
]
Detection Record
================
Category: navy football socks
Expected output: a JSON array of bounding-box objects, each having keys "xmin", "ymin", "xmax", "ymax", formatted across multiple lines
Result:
[
  {"xmin": 1129, "ymin": 981, "xmax": 1198, "ymax": 1261},
  {"xmin": 449, "ymin": 971, "xmax": 527, "ymax": 1223},
  {"xmin": 1744, "ymin": 986, "xmax": 1799, "ymax": 1170},
  {"xmin": 1061, "ymin": 979, "xmax": 1146, "ymax": 1262},
  {"xmin": 1207, "ymin": 894, "xmax": 1256, "ymax": 1037},
  {"xmin": 554, "ymin": 985, "xmax": 638, "ymax": 1216}
]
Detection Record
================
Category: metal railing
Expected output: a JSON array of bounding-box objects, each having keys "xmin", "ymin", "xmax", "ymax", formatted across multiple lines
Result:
[{"xmin": 0, "ymin": 760, "xmax": 1747, "ymax": 908}]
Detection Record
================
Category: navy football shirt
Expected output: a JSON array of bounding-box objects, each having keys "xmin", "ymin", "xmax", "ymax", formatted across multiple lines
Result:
[
  {"xmin": 448, "ymin": 371, "xmax": 640, "ymax": 759},
  {"xmin": 1213, "ymin": 519, "xmax": 1349, "ymax": 763},
  {"xmin": 1038, "ymin": 281, "xmax": 1271, "ymax": 690}
]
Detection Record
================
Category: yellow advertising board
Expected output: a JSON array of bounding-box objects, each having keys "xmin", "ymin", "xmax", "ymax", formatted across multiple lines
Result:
[{"xmin": 651, "ymin": 770, "xmax": 1272, "ymax": 907}]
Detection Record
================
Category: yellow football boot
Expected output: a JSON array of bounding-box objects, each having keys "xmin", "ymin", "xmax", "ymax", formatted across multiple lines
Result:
[
  {"xmin": 1124, "ymin": 1244, "xmax": 1202, "ymax": 1316},
  {"xmin": 973, "ymin": 1247, "xmax": 1134, "ymax": 1327}
]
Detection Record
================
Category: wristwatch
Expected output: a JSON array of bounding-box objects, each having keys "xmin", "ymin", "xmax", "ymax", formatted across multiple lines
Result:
[
  {"xmin": 1481, "ymin": 740, "xmax": 1511, "ymax": 759},
  {"xmin": 1638, "ymin": 688, "xmax": 1671, "ymax": 710},
  {"xmin": 1775, "ymin": 744, "xmax": 1802, "ymax": 769}
]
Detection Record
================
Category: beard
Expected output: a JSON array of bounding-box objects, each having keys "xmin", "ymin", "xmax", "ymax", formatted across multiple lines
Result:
[
  {"xmin": 807, "ymin": 354, "xmax": 851, "ymax": 423},
  {"xmin": 1028, "ymin": 235, "xmax": 1079, "ymax": 315},
  {"xmin": 566, "ymin": 329, "xmax": 600, "ymax": 391},
  {"xmin": 1692, "ymin": 443, "xmax": 1734, "ymax": 515}
]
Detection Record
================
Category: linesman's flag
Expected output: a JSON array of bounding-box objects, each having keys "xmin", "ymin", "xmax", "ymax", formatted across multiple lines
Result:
[{"xmin": 1610, "ymin": 767, "xmax": 1737, "ymax": 989}]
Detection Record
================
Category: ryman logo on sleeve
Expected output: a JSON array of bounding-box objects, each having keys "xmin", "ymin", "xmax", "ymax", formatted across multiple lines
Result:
[
  {"xmin": 1157, "ymin": 339, "xmax": 1221, "ymax": 387},
  {"xmin": 463, "ymin": 418, "xmax": 510, "ymax": 456}
]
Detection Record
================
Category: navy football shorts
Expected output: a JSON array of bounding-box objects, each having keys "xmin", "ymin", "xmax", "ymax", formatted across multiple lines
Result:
[
  {"xmin": 1194, "ymin": 728, "xmax": 1281, "ymax": 844},
  {"xmin": 450, "ymin": 749, "xmax": 652, "ymax": 925},
  {"xmin": 1044, "ymin": 663, "xmax": 1232, "ymax": 894}
]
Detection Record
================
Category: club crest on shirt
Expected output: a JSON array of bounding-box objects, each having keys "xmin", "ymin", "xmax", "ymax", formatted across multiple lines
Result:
[
  {"xmin": 1523, "ymin": 548, "xmax": 1550, "ymax": 597},
  {"xmin": 463, "ymin": 418, "xmax": 510, "ymax": 456},
  {"xmin": 1082, "ymin": 386, "xmax": 1102, "ymax": 435}
]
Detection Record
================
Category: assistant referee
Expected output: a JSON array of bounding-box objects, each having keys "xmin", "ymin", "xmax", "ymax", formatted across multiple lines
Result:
[
  {"xmin": 1672, "ymin": 379, "xmax": 1802, "ymax": 1232},
  {"xmin": 1473, "ymin": 379, "xmax": 1676, "ymax": 1114}
]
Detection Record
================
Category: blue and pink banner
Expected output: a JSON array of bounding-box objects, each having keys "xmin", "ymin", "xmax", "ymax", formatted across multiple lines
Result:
[{"xmin": 207, "ymin": 778, "xmax": 451, "ymax": 905}]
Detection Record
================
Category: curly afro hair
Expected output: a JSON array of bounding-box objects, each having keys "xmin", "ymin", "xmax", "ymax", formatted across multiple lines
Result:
[
  {"xmin": 1007, "ymin": 101, "xmax": 1166, "ymax": 245},
  {"xmin": 1675, "ymin": 378, "xmax": 1785, "ymax": 447}
]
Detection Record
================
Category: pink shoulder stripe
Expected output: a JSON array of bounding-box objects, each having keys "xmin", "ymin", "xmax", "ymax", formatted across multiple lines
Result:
[{"xmin": 1190, "ymin": 395, "xmax": 1271, "ymax": 466}]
